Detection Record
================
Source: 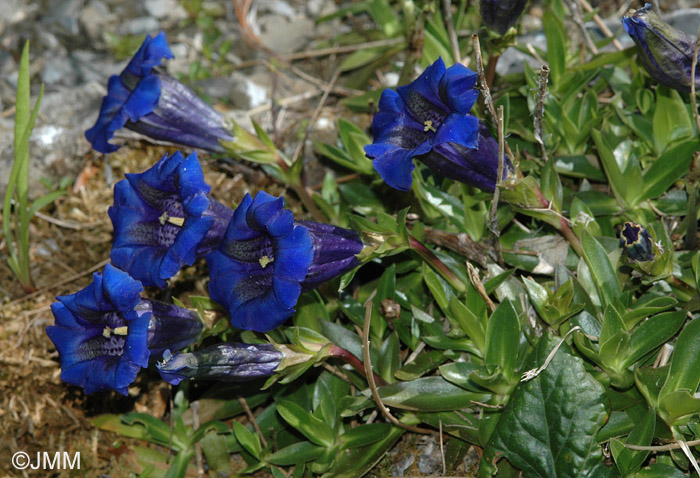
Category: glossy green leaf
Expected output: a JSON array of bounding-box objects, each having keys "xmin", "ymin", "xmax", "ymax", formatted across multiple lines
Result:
[
  {"xmin": 340, "ymin": 423, "xmax": 392, "ymax": 448},
  {"xmin": 609, "ymin": 408, "xmax": 655, "ymax": 475},
  {"xmin": 640, "ymin": 139, "xmax": 699, "ymax": 201},
  {"xmin": 233, "ymin": 421, "xmax": 262, "ymax": 459},
  {"xmin": 479, "ymin": 334, "xmax": 607, "ymax": 478},
  {"xmin": 581, "ymin": 230, "xmax": 621, "ymax": 310},
  {"xmin": 652, "ymin": 86, "xmax": 693, "ymax": 153},
  {"xmin": 266, "ymin": 441, "xmax": 325, "ymax": 466},
  {"xmin": 622, "ymin": 311, "xmax": 686, "ymax": 368},
  {"xmin": 375, "ymin": 376, "xmax": 491, "ymax": 411},
  {"xmin": 484, "ymin": 300, "xmax": 521, "ymax": 380},
  {"xmin": 277, "ymin": 400, "xmax": 335, "ymax": 447}
]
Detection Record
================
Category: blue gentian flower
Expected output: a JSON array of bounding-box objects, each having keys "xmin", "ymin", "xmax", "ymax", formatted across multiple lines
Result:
[
  {"xmin": 480, "ymin": 0, "xmax": 529, "ymax": 34},
  {"xmin": 46, "ymin": 264, "xmax": 204, "ymax": 395},
  {"xmin": 623, "ymin": 4, "xmax": 700, "ymax": 93},
  {"xmin": 207, "ymin": 192, "xmax": 363, "ymax": 332},
  {"xmin": 364, "ymin": 58, "xmax": 494, "ymax": 191},
  {"xmin": 85, "ymin": 32, "xmax": 234, "ymax": 154},
  {"xmin": 157, "ymin": 343, "xmax": 283, "ymax": 385},
  {"xmin": 109, "ymin": 150, "xmax": 233, "ymax": 288}
]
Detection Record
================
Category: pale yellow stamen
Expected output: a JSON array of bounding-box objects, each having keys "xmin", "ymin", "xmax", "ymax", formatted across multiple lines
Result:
[
  {"xmin": 423, "ymin": 120, "xmax": 437, "ymax": 133},
  {"xmin": 102, "ymin": 326, "xmax": 129, "ymax": 338},
  {"xmin": 259, "ymin": 255, "xmax": 273, "ymax": 268},
  {"xmin": 159, "ymin": 212, "xmax": 185, "ymax": 226}
]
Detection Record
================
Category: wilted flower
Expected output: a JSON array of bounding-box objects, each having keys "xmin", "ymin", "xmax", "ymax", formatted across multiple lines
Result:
[
  {"xmin": 207, "ymin": 192, "xmax": 363, "ymax": 332},
  {"xmin": 619, "ymin": 222, "xmax": 655, "ymax": 262},
  {"xmin": 109, "ymin": 150, "xmax": 233, "ymax": 288},
  {"xmin": 46, "ymin": 264, "xmax": 203, "ymax": 395},
  {"xmin": 623, "ymin": 4, "xmax": 700, "ymax": 93},
  {"xmin": 85, "ymin": 32, "xmax": 234, "ymax": 154},
  {"xmin": 364, "ymin": 57, "xmax": 510, "ymax": 192},
  {"xmin": 157, "ymin": 343, "xmax": 283, "ymax": 385},
  {"xmin": 480, "ymin": 0, "xmax": 529, "ymax": 34}
]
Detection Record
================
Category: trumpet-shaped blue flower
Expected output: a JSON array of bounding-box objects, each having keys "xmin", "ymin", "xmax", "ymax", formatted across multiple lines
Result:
[
  {"xmin": 109, "ymin": 151, "xmax": 233, "ymax": 288},
  {"xmin": 207, "ymin": 192, "xmax": 363, "ymax": 332},
  {"xmin": 623, "ymin": 4, "xmax": 700, "ymax": 93},
  {"xmin": 157, "ymin": 343, "xmax": 283, "ymax": 385},
  {"xmin": 364, "ymin": 58, "xmax": 486, "ymax": 191},
  {"xmin": 480, "ymin": 0, "xmax": 529, "ymax": 34},
  {"xmin": 85, "ymin": 32, "xmax": 234, "ymax": 154},
  {"xmin": 46, "ymin": 264, "xmax": 203, "ymax": 395}
]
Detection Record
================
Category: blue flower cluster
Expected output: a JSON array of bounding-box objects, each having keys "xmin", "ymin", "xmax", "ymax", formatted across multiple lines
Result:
[{"xmin": 51, "ymin": 33, "xmax": 508, "ymax": 394}]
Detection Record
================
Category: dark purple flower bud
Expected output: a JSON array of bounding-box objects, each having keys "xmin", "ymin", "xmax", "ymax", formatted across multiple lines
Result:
[
  {"xmin": 623, "ymin": 4, "xmax": 700, "ymax": 93},
  {"xmin": 109, "ymin": 151, "xmax": 233, "ymax": 288},
  {"xmin": 85, "ymin": 32, "xmax": 234, "ymax": 154},
  {"xmin": 157, "ymin": 343, "xmax": 283, "ymax": 385},
  {"xmin": 46, "ymin": 264, "xmax": 203, "ymax": 395},
  {"xmin": 207, "ymin": 192, "xmax": 363, "ymax": 332},
  {"xmin": 619, "ymin": 222, "xmax": 655, "ymax": 262},
  {"xmin": 480, "ymin": 0, "xmax": 529, "ymax": 34}
]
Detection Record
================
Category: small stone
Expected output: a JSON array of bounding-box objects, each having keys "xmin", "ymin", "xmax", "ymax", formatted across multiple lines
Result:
[
  {"xmin": 41, "ymin": 55, "xmax": 79, "ymax": 87},
  {"xmin": 144, "ymin": 0, "xmax": 187, "ymax": 21},
  {"xmin": 196, "ymin": 73, "xmax": 269, "ymax": 110},
  {"xmin": 79, "ymin": 0, "xmax": 113, "ymax": 40},
  {"xmin": 118, "ymin": 16, "xmax": 160, "ymax": 36}
]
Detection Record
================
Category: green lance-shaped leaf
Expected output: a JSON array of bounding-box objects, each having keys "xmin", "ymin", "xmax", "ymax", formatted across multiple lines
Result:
[
  {"xmin": 484, "ymin": 300, "xmax": 521, "ymax": 381},
  {"xmin": 609, "ymin": 408, "xmax": 655, "ymax": 476},
  {"xmin": 581, "ymin": 230, "xmax": 621, "ymax": 311},
  {"xmin": 658, "ymin": 317, "xmax": 700, "ymax": 425},
  {"xmin": 374, "ymin": 376, "xmax": 491, "ymax": 412},
  {"xmin": 621, "ymin": 311, "xmax": 686, "ymax": 369},
  {"xmin": 479, "ymin": 333, "xmax": 608, "ymax": 478}
]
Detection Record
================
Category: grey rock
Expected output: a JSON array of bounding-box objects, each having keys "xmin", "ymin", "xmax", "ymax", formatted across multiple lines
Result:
[
  {"xmin": 118, "ymin": 16, "xmax": 160, "ymax": 36},
  {"xmin": 0, "ymin": 0, "xmax": 36, "ymax": 37},
  {"xmin": 0, "ymin": 82, "xmax": 105, "ymax": 200},
  {"xmin": 416, "ymin": 435, "xmax": 443, "ymax": 475},
  {"xmin": 257, "ymin": 15, "xmax": 314, "ymax": 54},
  {"xmin": 41, "ymin": 54, "xmax": 79, "ymax": 87},
  {"xmin": 71, "ymin": 50, "xmax": 126, "ymax": 84},
  {"xmin": 196, "ymin": 73, "xmax": 269, "ymax": 110},
  {"xmin": 145, "ymin": 0, "xmax": 187, "ymax": 21},
  {"xmin": 390, "ymin": 452, "xmax": 414, "ymax": 476},
  {"xmin": 42, "ymin": 0, "xmax": 84, "ymax": 36},
  {"xmin": 79, "ymin": 0, "xmax": 114, "ymax": 40}
]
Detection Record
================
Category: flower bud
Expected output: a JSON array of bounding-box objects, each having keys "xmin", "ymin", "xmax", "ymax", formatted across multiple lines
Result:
[
  {"xmin": 157, "ymin": 343, "xmax": 283, "ymax": 385},
  {"xmin": 622, "ymin": 4, "xmax": 700, "ymax": 93},
  {"xmin": 480, "ymin": 0, "xmax": 529, "ymax": 35}
]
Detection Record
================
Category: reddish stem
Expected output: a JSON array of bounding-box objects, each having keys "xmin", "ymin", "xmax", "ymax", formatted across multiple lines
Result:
[{"xmin": 330, "ymin": 344, "xmax": 387, "ymax": 387}]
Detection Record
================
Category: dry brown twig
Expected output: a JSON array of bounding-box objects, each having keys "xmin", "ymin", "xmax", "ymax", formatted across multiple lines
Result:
[
  {"xmin": 534, "ymin": 65, "xmax": 550, "ymax": 164},
  {"xmin": 466, "ymin": 262, "xmax": 496, "ymax": 313},
  {"xmin": 576, "ymin": 0, "xmax": 624, "ymax": 51},
  {"xmin": 238, "ymin": 397, "xmax": 268, "ymax": 448}
]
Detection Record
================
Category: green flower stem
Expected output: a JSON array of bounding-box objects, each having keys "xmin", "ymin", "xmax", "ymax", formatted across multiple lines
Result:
[
  {"xmin": 408, "ymin": 235, "xmax": 467, "ymax": 294},
  {"xmin": 329, "ymin": 344, "xmax": 387, "ymax": 386}
]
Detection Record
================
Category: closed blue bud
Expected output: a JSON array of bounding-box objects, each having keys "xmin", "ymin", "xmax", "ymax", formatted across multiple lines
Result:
[
  {"xmin": 85, "ymin": 32, "xmax": 234, "ymax": 153},
  {"xmin": 109, "ymin": 151, "xmax": 233, "ymax": 288},
  {"xmin": 623, "ymin": 4, "xmax": 700, "ymax": 93},
  {"xmin": 364, "ymin": 57, "xmax": 511, "ymax": 192},
  {"xmin": 157, "ymin": 343, "xmax": 283, "ymax": 385},
  {"xmin": 207, "ymin": 192, "xmax": 363, "ymax": 332},
  {"xmin": 619, "ymin": 222, "xmax": 655, "ymax": 262},
  {"xmin": 480, "ymin": 0, "xmax": 529, "ymax": 34},
  {"xmin": 46, "ymin": 264, "xmax": 203, "ymax": 395}
]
